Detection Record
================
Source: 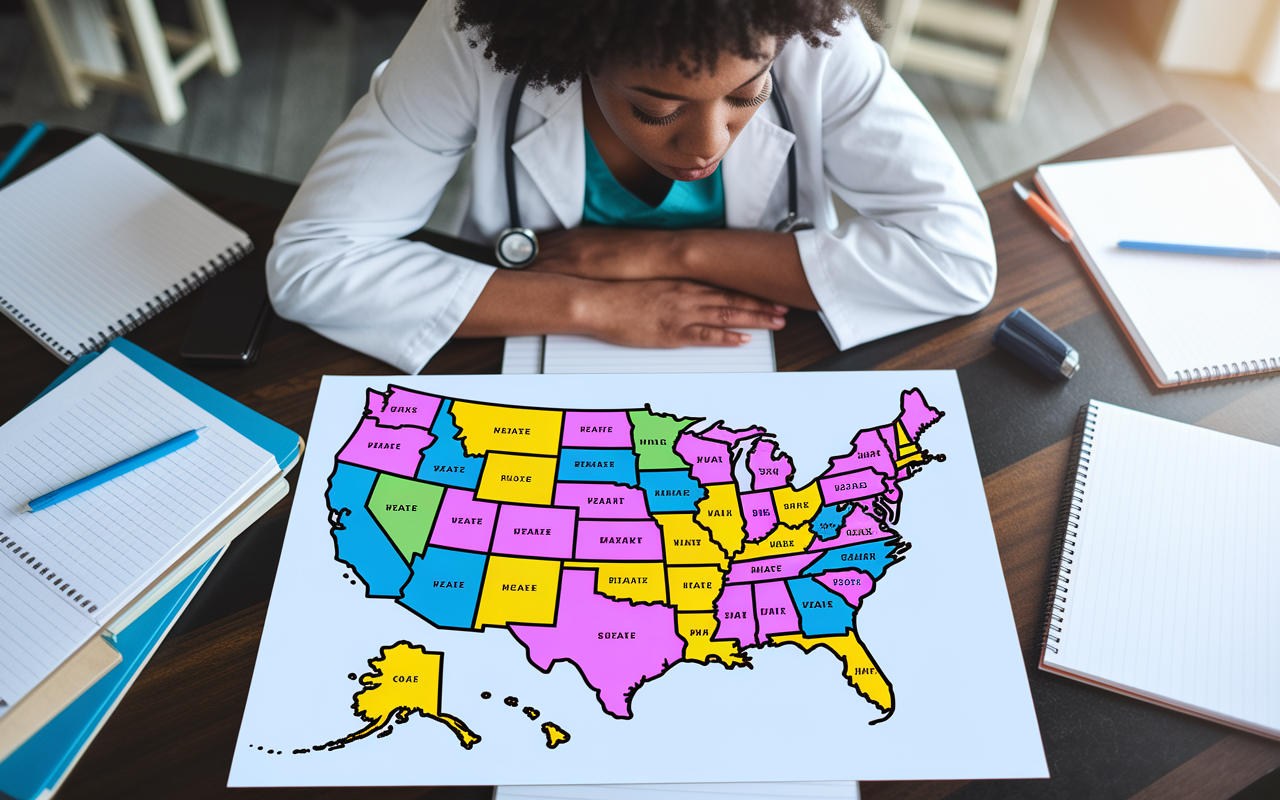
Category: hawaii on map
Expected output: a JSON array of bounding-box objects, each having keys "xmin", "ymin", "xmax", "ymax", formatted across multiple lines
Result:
[{"xmin": 316, "ymin": 384, "xmax": 944, "ymax": 745}]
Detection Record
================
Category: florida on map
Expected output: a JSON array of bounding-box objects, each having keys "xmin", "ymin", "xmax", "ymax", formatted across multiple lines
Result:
[{"xmin": 323, "ymin": 385, "xmax": 945, "ymax": 732}]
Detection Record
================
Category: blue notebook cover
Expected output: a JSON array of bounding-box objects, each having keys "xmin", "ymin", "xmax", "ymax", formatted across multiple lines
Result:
[
  {"xmin": 0, "ymin": 556, "xmax": 218, "ymax": 800},
  {"xmin": 33, "ymin": 338, "xmax": 300, "ymax": 471}
]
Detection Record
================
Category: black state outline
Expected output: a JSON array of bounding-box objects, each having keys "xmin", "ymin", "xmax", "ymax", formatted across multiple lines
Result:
[
  {"xmin": 365, "ymin": 471, "xmax": 446, "ymax": 567},
  {"xmin": 637, "ymin": 467, "xmax": 708, "ymax": 515},
  {"xmin": 448, "ymin": 397, "xmax": 566, "ymax": 461},
  {"xmin": 364, "ymin": 383, "xmax": 447, "ymax": 433},
  {"xmin": 629, "ymin": 404, "xmax": 703, "ymax": 472},
  {"xmin": 394, "ymin": 545, "xmax": 489, "ymax": 632},
  {"xmin": 745, "ymin": 435, "xmax": 797, "ymax": 493},
  {"xmin": 555, "ymin": 445, "xmax": 641, "ymax": 488},
  {"xmin": 761, "ymin": 617, "xmax": 897, "ymax": 724},
  {"xmin": 324, "ymin": 461, "xmax": 412, "ymax": 602},
  {"xmin": 559, "ymin": 408, "xmax": 636, "ymax": 452}
]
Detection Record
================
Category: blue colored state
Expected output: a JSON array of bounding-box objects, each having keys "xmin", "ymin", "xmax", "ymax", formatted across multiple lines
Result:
[
  {"xmin": 787, "ymin": 576, "xmax": 855, "ymax": 636},
  {"xmin": 638, "ymin": 469, "xmax": 707, "ymax": 513},
  {"xmin": 416, "ymin": 399, "xmax": 483, "ymax": 489},
  {"xmin": 802, "ymin": 538, "xmax": 899, "ymax": 580},
  {"xmin": 811, "ymin": 502, "xmax": 854, "ymax": 540},
  {"xmin": 398, "ymin": 546, "xmax": 488, "ymax": 629},
  {"xmin": 557, "ymin": 448, "xmax": 638, "ymax": 485},
  {"xmin": 327, "ymin": 463, "xmax": 411, "ymax": 597}
]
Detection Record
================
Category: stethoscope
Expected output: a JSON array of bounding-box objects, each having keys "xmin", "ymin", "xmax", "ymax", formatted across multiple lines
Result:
[{"xmin": 494, "ymin": 68, "xmax": 813, "ymax": 268}]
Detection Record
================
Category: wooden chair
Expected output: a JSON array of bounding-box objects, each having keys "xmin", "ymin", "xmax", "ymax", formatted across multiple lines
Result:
[
  {"xmin": 23, "ymin": 0, "xmax": 240, "ymax": 125},
  {"xmin": 882, "ymin": 0, "xmax": 1058, "ymax": 121}
]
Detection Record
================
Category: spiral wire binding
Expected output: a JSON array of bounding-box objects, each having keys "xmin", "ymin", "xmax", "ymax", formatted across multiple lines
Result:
[
  {"xmin": 1041, "ymin": 402, "xmax": 1097, "ymax": 656},
  {"xmin": 1174, "ymin": 357, "xmax": 1280, "ymax": 385},
  {"xmin": 0, "ymin": 531, "xmax": 99, "ymax": 616},
  {"xmin": 2, "ymin": 240, "xmax": 253, "ymax": 364}
]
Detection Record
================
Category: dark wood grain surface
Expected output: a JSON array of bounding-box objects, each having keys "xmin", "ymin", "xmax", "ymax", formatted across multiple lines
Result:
[{"xmin": 1, "ymin": 106, "xmax": 1277, "ymax": 799}]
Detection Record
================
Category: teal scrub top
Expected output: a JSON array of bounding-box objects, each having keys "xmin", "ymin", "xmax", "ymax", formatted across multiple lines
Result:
[{"xmin": 582, "ymin": 128, "xmax": 725, "ymax": 229}]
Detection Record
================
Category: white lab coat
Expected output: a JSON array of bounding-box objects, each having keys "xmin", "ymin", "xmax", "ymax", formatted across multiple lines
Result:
[{"xmin": 267, "ymin": 0, "xmax": 996, "ymax": 373}]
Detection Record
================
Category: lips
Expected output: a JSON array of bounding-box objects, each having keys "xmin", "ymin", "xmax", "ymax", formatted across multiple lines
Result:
[{"xmin": 668, "ymin": 162, "xmax": 720, "ymax": 181}]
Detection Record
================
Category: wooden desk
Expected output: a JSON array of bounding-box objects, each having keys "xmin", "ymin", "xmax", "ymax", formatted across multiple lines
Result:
[{"xmin": 2, "ymin": 105, "xmax": 1277, "ymax": 799}]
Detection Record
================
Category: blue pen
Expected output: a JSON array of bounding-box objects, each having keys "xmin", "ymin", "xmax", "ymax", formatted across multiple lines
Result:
[
  {"xmin": 25, "ymin": 428, "xmax": 205, "ymax": 512},
  {"xmin": 1118, "ymin": 240, "xmax": 1280, "ymax": 260},
  {"xmin": 0, "ymin": 121, "xmax": 48, "ymax": 187}
]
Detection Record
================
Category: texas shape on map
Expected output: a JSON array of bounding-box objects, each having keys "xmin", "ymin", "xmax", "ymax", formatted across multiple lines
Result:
[{"xmin": 325, "ymin": 386, "xmax": 944, "ymax": 725}]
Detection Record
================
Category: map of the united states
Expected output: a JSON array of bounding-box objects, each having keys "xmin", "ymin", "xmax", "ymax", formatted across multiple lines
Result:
[{"xmin": 325, "ymin": 386, "xmax": 944, "ymax": 726}]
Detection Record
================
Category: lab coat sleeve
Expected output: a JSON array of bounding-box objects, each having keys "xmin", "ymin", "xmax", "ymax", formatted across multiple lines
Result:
[
  {"xmin": 793, "ymin": 19, "xmax": 997, "ymax": 350},
  {"xmin": 266, "ymin": 0, "xmax": 495, "ymax": 373}
]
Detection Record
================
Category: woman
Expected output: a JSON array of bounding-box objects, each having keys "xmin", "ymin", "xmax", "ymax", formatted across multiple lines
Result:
[{"xmin": 267, "ymin": 0, "xmax": 996, "ymax": 373}]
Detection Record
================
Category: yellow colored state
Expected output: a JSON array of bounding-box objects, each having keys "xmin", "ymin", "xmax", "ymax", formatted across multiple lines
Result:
[
  {"xmin": 656, "ymin": 513, "xmax": 728, "ymax": 567},
  {"xmin": 895, "ymin": 422, "xmax": 924, "ymax": 468},
  {"xmin": 476, "ymin": 452, "xmax": 558, "ymax": 505},
  {"xmin": 541, "ymin": 721, "xmax": 571, "ymax": 749},
  {"xmin": 772, "ymin": 482, "xmax": 822, "ymax": 527},
  {"xmin": 321, "ymin": 642, "xmax": 480, "ymax": 750},
  {"xmin": 666, "ymin": 565, "xmax": 724, "ymax": 612},
  {"xmin": 475, "ymin": 555, "xmax": 562, "ymax": 627},
  {"xmin": 451, "ymin": 401, "xmax": 564, "ymax": 456},
  {"xmin": 565, "ymin": 561, "xmax": 667, "ymax": 603},
  {"xmin": 677, "ymin": 611, "xmax": 749, "ymax": 667},
  {"xmin": 737, "ymin": 522, "xmax": 815, "ymax": 560},
  {"xmin": 770, "ymin": 632, "xmax": 893, "ymax": 714},
  {"xmin": 695, "ymin": 483, "xmax": 746, "ymax": 557}
]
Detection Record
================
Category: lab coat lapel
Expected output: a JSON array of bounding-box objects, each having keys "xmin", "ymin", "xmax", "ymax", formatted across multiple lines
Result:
[
  {"xmin": 723, "ymin": 113, "xmax": 795, "ymax": 230},
  {"xmin": 511, "ymin": 81, "xmax": 585, "ymax": 230}
]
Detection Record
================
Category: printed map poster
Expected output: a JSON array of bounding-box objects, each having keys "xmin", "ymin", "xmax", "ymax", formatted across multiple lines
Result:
[{"xmin": 229, "ymin": 371, "xmax": 1046, "ymax": 786}]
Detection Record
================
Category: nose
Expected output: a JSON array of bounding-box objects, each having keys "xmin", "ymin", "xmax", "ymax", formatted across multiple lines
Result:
[{"xmin": 677, "ymin": 107, "xmax": 732, "ymax": 166}]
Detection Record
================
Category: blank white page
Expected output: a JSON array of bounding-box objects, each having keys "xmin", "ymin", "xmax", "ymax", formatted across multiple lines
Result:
[
  {"xmin": 540, "ymin": 330, "xmax": 774, "ymax": 374},
  {"xmin": 0, "ymin": 348, "xmax": 276, "ymax": 625},
  {"xmin": 0, "ymin": 135, "xmax": 250, "ymax": 362},
  {"xmin": 1037, "ymin": 147, "xmax": 1280, "ymax": 384},
  {"xmin": 1045, "ymin": 401, "xmax": 1279, "ymax": 737}
]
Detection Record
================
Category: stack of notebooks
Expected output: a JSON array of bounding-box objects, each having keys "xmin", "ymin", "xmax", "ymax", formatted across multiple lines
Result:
[{"xmin": 0, "ymin": 340, "xmax": 302, "ymax": 799}]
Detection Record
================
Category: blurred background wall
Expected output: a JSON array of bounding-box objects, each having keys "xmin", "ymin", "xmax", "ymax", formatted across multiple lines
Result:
[{"xmin": 1, "ymin": 0, "xmax": 1277, "ymax": 230}]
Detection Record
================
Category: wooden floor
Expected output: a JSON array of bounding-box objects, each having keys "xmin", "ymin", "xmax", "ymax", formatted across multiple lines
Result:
[{"xmin": 1, "ymin": 0, "xmax": 1278, "ymax": 195}]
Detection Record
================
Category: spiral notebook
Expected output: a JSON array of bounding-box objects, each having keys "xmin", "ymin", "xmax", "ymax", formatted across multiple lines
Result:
[
  {"xmin": 1040, "ymin": 400, "xmax": 1280, "ymax": 740},
  {"xmin": 1035, "ymin": 146, "xmax": 1280, "ymax": 387},
  {"xmin": 0, "ymin": 134, "xmax": 252, "ymax": 363}
]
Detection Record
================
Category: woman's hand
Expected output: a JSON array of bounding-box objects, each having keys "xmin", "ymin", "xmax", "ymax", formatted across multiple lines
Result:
[{"xmin": 573, "ymin": 278, "xmax": 787, "ymax": 347}]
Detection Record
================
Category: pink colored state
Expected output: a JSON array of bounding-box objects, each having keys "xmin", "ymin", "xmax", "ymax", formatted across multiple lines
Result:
[
  {"xmin": 877, "ymin": 426, "xmax": 898, "ymax": 461},
  {"xmin": 714, "ymin": 584, "xmax": 758, "ymax": 645},
  {"xmin": 562, "ymin": 411, "xmax": 633, "ymax": 448},
  {"xmin": 367, "ymin": 387, "xmax": 443, "ymax": 431},
  {"xmin": 754, "ymin": 581, "xmax": 801, "ymax": 639},
  {"xmin": 818, "ymin": 467, "xmax": 888, "ymax": 505},
  {"xmin": 429, "ymin": 488, "xmax": 499, "ymax": 551},
  {"xmin": 816, "ymin": 569, "xmax": 876, "ymax": 608},
  {"xmin": 337, "ymin": 417, "xmax": 434, "ymax": 477},
  {"xmin": 699, "ymin": 422, "xmax": 765, "ymax": 446},
  {"xmin": 726, "ymin": 552, "xmax": 822, "ymax": 584},
  {"xmin": 747, "ymin": 440, "xmax": 793, "ymax": 490},
  {"xmin": 808, "ymin": 504, "xmax": 891, "ymax": 550},
  {"xmin": 553, "ymin": 483, "xmax": 651, "ymax": 519},
  {"xmin": 509, "ymin": 569, "xmax": 685, "ymax": 719},
  {"xmin": 491, "ymin": 504, "xmax": 577, "ymax": 559},
  {"xmin": 674, "ymin": 432, "xmax": 733, "ymax": 484},
  {"xmin": 825, "ymin": 429, "xmax": 895, "ymax": 479},
  {"xmin": 899, "ymin": 388, "xmax": 942, "ymax": 441},
  {"xmin": 574, "ymin": 520, "xmax": 664, "ymax": 560},
  {"xmin": 740, "ymin": 491, "xmax": 778, "ymax": 541}
]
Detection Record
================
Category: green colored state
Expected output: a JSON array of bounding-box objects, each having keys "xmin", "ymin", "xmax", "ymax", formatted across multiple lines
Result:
[
  {"xmin": 629, "ymin": 407, "xmax": 698, "ymax": 470},
  {"xmin": 368, "ymin": 474, "xmax": 444, "ymax": 564}
]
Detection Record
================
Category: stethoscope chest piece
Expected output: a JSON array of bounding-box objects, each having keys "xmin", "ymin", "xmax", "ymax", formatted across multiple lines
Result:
[{"xmin": 496, "ymin": 226, "xmax": 538, "ymax": 268}]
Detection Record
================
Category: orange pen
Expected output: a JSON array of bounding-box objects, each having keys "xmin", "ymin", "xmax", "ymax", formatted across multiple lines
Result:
[{"xmin": 1013, "ymin": 181, "xmax": 1073, "ymax": 243}]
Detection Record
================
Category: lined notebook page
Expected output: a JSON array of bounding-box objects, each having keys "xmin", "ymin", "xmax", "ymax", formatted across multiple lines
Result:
[
  {"xmin": 0, "ymin": 135, "xmax": 250, "ymax": 362},
  {"xmin": 502, "ymin": 332, "xmax": 775, "ymax": 374},
  {"xmin": 1036, "ymin": 147, "xmax": 1280, "ymax": 384},
  {"xmin": 1045, "ymin": 401, "xmax": 1279, "ymax": 736},
  {"xmin": 0, "ymin": 348, "xmax": 276, "ymax": 625},
  {"xmin": 0, "ymin": 555, "xmax": 99, "ymax": 722}
]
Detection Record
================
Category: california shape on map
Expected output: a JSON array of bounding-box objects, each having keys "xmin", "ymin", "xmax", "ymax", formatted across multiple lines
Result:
[{"xmin": 325, "ymin": 386, "xmax": 945, "ymax": 725}]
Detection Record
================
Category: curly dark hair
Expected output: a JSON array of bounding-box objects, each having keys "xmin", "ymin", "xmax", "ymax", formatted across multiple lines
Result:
[{"xmin": 454, "ymin": 0, "xmax": 883, "ymax": 90}]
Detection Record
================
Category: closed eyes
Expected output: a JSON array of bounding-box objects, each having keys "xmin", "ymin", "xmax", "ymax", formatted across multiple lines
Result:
[{"xmin": 630, "ymin": 75, "xmax": 773, "ymax": 127}]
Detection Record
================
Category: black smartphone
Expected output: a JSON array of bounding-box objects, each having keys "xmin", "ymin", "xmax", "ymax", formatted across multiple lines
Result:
[{"xmin": 180, "ymin": 269, "xmax": 272, "ymax": 365}]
